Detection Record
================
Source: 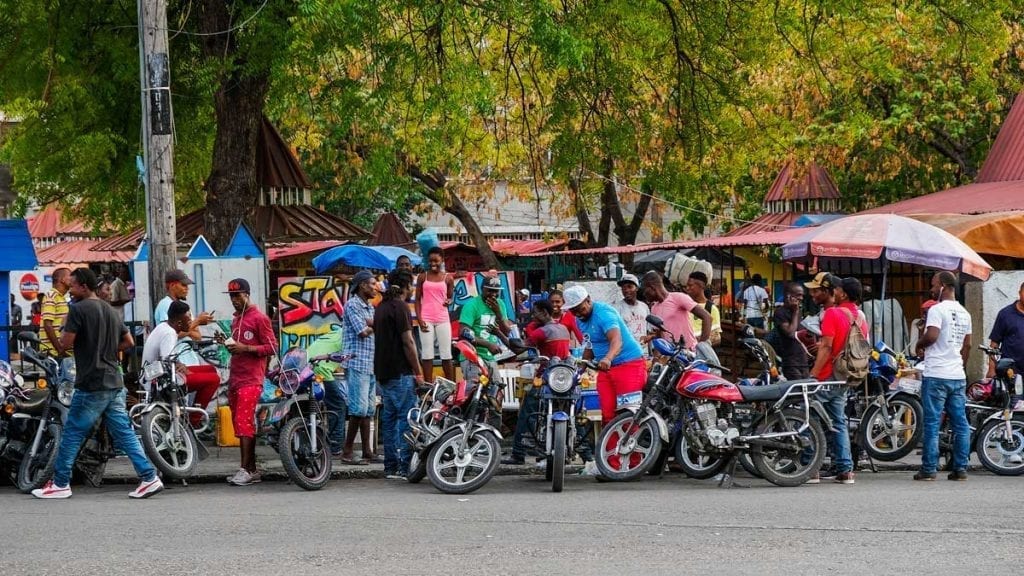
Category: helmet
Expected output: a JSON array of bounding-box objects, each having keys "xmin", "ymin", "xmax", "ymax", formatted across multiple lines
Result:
[{"xmin": 967, "ymin": 380, "xmax": 991, "ymax": 402}]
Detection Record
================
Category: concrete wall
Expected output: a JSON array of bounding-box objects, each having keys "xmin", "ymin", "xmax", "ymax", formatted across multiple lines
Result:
[{"xmin": 965, "ymin": 270, "xmax": 1024, "ymax": 381}]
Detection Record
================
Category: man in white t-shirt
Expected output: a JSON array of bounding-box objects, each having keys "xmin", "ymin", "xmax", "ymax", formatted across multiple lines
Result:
[
  {"xmin": 143, "ymin": 300, "xmax": 191, "ymax": 364},
  {"xmin": 612, "ymin": 274, "xmax": 650, "ymax": 349},
  {"xmin": 740, "ymin": 274, "xmax": 770, "ymax": 329},
  {"xmin": 914, "ymin": 271, "xmax": 972, "ymax": 482}
]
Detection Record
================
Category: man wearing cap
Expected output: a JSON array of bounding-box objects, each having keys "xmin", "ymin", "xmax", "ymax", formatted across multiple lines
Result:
[
  {"xmin": 219, "ymin": 278, "xmax": 278, "ymax": 486},
  {"xmin": 613, "ymin": 274, "xmax": 651, "ymax": 349},
  {"xmin": 802, "ymin": 272, "xmax": 837, "ymax": 357},
  {"xmin": 641, "ymin": 271, "xmax": 711, "ymax": 352},
  {"xmin": 562, "ymin": 285, "xmax": 645, "ymax": 424},
  {"xmin": 154, "ymin": 269, "xmax": 212, "ymax": 338},
  {"xmin": 458, "ymin": 276, "xmax": 512, "ymax": 381},
  {"xmin": 339, "ymin": 270, "xmax": 380, "ymax": 465}
]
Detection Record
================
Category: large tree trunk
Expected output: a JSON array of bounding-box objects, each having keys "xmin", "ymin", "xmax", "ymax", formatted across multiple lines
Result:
[
  {"xmin": 408, "ymin": 165, "xmax": 501, "ymax": 270},
  {"xmin": 198, "ymin": 0, "xmax": 273, "ymax": 253}
]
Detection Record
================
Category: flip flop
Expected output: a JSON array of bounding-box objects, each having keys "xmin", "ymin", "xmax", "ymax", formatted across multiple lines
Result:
[{"xmin": 340, "ymin": 457, "xmax": 368, "ymax": 466}]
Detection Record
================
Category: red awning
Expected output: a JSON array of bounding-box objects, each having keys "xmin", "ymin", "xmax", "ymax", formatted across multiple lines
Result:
[
  {"xmin": 519, "ymin": 227, "xmax": 809, "ymax": 257},
  {"xmin": 267, "ymin": 240, "xmax": 348, "ymax": 262}
]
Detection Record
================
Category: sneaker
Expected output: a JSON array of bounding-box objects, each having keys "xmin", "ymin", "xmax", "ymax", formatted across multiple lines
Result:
[
  {"xmin": 947, "ymin": 469, "xmax": 968, "ymax": 481},
  {"xmin": 835, "ymin": 471, "xmax": 855, "ymax": 484},
  {"xmin": 385, "ymin": 473, "xmax": 407, "ymax": 480},
  {"xmin": 501, "ymin": 456, "xmax": 525, "ymax": 465},
  {"xmin": 32, "ymin": 480, "xmax": 72, "ymax": 499},
  {"xmin": 818, "ymin": 468, "xmax": 837, "ymax": 481},
  {"xmin": 129, "ymin": 477, "xmax": 164, "ymax": 499},
  {"xmin": 578, "ymin": 461, "xmax": 600, "ymax": 476},
  {"xmin": 227, "ymin": 468, "xmax": 258, "ymax": 486},
  {"xmin": 805, "ymin": 473, "xmax": 820, "ymax": 484},
  {"xmin": 535, "ymin": 459, "xmax": 547, "ymax": 470},
  {"xmin": 913, "ymin": 471, "xmax": 936, "ymax": 481}
]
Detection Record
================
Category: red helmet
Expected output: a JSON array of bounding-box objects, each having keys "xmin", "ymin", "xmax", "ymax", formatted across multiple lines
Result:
[{"xmin": 967, "ymin": 380, "xmax": 992, "ymax": 402}]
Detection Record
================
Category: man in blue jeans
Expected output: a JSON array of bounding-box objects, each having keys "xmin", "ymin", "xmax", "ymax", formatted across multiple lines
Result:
[
  {"xmin": 374, "ymin": 269, "xmax": 424, "ymax": 478},
  {"xmin": 915, "ymin": 271, "xmax": 972, "ymax": 481},
  {"xmin": 340, "ymin": 270, "xmax": 379, "ymax": 465},
  {"xmin": 32, "ymin": 267, "xmax": 162, "ymax": 499}
]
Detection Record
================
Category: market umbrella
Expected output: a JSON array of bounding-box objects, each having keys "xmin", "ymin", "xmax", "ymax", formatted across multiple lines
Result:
[
  {"xmin": 312, "ymin": 244, "xmax": 419, "ymax": 274},
  {"xmin": 782, "ymin": 213, "xmax": 992, "ymax": 281}
]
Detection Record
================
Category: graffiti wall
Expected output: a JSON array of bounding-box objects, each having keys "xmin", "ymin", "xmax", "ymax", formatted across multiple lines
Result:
[
  {"xmin": 277, "ymin": 276, "xmax": 349, "ymax": 351},
  {"xmin": 451, "ymin": 271, "xmax": 515, "ymax": 314}
]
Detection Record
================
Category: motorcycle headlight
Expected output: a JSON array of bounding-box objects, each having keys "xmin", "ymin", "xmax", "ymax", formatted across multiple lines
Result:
[
  {"xmin": 58, "ymin": 381, "xmax": 75, "ymax": 407},
  {"xmin": 546, "ymin": 365, "xmax": 576, "ymax": 394}
]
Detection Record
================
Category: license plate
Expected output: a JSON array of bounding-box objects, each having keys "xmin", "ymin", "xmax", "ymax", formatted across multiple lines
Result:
[
  {"xmin": 617, "ymin": 391, "xmax": 642, "ymax": 408},
  {"xmin": 142, "ymin": 362, "xmax": 165, "ymax": 381}
]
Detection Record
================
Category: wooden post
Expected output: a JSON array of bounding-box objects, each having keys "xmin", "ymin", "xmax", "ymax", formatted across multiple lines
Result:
[{"xmin": 138, "ymin": 0, "xmax": 177, "ymax": 311}]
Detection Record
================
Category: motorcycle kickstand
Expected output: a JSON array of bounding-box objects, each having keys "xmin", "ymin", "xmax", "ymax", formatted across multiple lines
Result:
[{"xmin": 717, "ymin": 456, "xmax": 748, "ymax": 489}]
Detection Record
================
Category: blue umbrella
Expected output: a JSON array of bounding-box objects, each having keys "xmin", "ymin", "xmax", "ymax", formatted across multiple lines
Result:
[{"xmin": 312, "ymin": 244, "xmax": 421, "ymax": 274}]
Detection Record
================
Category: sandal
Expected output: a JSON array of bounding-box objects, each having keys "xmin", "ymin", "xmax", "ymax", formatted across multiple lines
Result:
[{"xmin": 340, "ymin": 457, "xmax": 369, "ymax": 466}]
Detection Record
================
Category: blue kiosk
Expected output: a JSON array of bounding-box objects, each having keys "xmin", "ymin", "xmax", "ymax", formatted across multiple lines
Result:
[{"xmin": 0, "ymin": 220, "xmax": 38, "ymax": 362}]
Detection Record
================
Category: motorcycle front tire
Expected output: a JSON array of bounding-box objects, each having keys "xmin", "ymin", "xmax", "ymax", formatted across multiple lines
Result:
[
  {"xmin": 426, "ymin": 427, "xmax": 501, "ymax": 495},
  {"xmin": 279, "ymin": 416, "xmax": 332, "ymax": 491},
  {"xmin": 859, "ymin": 395, "xmax": 923, "ymax": 462},
  {"xmin": 594, "ymin": 412, "xmax": 662, "ymax": 481},
  {"xmin": 17, "ymin": 421, "xmax": 61, "ymax": 493},
  {"xmin": 140, "ymin": 408, "xmax": 198, "ymax": 480},
  {"xmin": 552, "ymin": 420, "xmax": 567, "ymax": 493},
  {"xmin": 975, "ymin": 416, "xmax": 1024, "ymax": 476}
]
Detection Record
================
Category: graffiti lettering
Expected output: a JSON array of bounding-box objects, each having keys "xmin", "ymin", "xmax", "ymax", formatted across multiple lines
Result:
[{"xmin": 278, "ymin": 276, "xmax": 349, "ymax": 353}]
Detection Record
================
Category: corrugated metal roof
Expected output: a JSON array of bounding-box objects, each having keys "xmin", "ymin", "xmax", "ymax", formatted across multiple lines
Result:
[
  {"xmin": 27, "ymin": 204, "xmax": 95, "ymax": 239},
  {"xmin": 267, "ymin": 240, "xmax": 348, "ymax": 261},
  {"xmin": 435, "ymin": 238, "xmax": 568, "ymax": 256},
  {"xmin": 259, "ymin": 118, "xmax": 312, "ymax": 190},
  {"xmin": 367, "ymin": 212, "xmax": 414, "ymax": 247},
  {"xmin": 91, "ymin": 205, "xmax": 370, "ymax": 252},
  {"xmin": 859, "ymin": 180, "xmax": 1024, "ymax": 215},
  {"xmin": 520, "ymin": 227, "xmax": 809, "ymax": 257},
  {"xmin": 725, "ymin": 212, "xmax": 802, "ymax": 236},
  {"xmin": 976, "ymin": 91, "xmax": 1024, "ymax": 183},
  {"xmin": 763, "ymin": 160, "xmax": 841, "ymax": 202},
  {"xmin": 36, "ymin": 238, "xmax": 131, "ymax": 265}
]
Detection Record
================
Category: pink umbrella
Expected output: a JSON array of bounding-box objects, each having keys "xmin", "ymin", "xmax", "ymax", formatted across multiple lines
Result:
[{"xmin": 782, "ymin": 213, "xmax": 992, "ymax": 281}]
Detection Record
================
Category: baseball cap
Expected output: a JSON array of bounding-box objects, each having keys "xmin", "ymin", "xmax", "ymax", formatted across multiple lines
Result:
[
  {"xmin": 617, "ymin": 273, "xmax": 640, "ymax": 287},
  {"xmin": 225, "ymin": 278, "xmax": 250, "ymax": 294},
  {"xmin": 518, "ymin": 288, "xmax": 530, "ymax": 298},
  {"xmin": 165, "ymin": 269, "xmax": 193, "ymax": 286},
  {"xmin": 351, "ymin": 270, "xmax": 374, "ymax": 288},
  {"xmin": 483, "ymin": 277, "xmax": 503, "ymax": 291},
  {"xmin": 803, "ymin": 272, "xmax": 837, "ymax": 290},
  {"xmin": 562, "ymin": 285, "xmax": 589, "ymax": 310}
]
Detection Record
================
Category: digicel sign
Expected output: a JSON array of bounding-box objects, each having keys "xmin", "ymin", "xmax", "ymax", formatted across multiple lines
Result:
[{"xmin": 19, "ymin": 273, "xmax": 40, "ymax": 301}]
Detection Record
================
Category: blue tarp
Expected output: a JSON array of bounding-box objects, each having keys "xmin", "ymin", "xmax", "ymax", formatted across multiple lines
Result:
[{"xmin": 312, "ymin": 245, "xmax": 421, "ymax": 274}]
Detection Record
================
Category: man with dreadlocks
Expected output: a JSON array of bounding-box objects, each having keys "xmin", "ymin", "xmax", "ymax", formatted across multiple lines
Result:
[{"xmin": 374, "ymin": 268, "xmax": 425, "ymax": 479}]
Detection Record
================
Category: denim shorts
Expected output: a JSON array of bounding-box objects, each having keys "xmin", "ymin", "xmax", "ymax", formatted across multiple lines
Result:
[{"xmin": 346, "ymin": 368, "xmax": 377, "ymax": 417}]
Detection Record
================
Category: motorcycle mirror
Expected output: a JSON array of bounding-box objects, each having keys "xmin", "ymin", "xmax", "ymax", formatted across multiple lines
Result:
[{"xmin": 645, "ymin": 315, "xmax": 664, "ymax": 329}]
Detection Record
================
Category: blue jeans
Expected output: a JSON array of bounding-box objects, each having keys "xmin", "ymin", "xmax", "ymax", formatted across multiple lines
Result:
[
  {"xmin": 53, "ymin": 388, "xmax": 155, "ymax": 487},
  {"xmin": 818, "ymin": 387, "xmax": 853, "ymax": 473},
  {"xmin": 323, "ymin": 379, "xmax": 347, "ymax": 454},
  {"xmin": 921, "ymin": 377, "xmax": 970, "ymax": 473},
  {"xmin": 380, "ymin": 375, "xmax": 417, "ymax": 475},
  {"xmin": 346, "ymin": 368, "xmax": 377, "ymax": 417}
]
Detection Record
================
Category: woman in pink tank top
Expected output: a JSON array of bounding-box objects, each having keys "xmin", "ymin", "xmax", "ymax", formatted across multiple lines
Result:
[{"xmin": 415, "ymin": 247, "xmax": 456, "ymax": 382}]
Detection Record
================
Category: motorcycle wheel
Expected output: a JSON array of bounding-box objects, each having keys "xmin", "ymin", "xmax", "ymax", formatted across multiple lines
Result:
[
  {"xmin": 738, "ymin": 453, "xmax": 762, "ymax": 478},
  {"xmin": 279, "ymin": 416, "xmax": 332, "ymax": 491},
  {"xmin": 17, "ymin": 422, "xmax": 61, "ymax": 493},
  {"xmin": 544, "ymin": 456, "xmax": 553, "ymax": 481},
  {"xmin": 673, "ymin": 433, "xmax": 729, "ymax": 479},
  {"xmin": 859, "ymin": 395, "xmax": 923, "ymax": 462},
  {"xmin": 594, "ymin": 412, "xmax": 661, "ymax": 481},
  {"xmin": 140, "ymin": 409, "xmax": 198, "ymax": 480},
  {"xmin": 552, "ymin": 420, "xmax": 567, "ymax": 493},
  {"xmin": 975, "ymin": 416, "xmax": 1024, "ymax": 476},
  {"xmin": 750, "ymin": 408, "xmax": 826, "ymax": 487},
  {"xmin": 427, "ymin": 427, "xmax": 501, "ymax": 495},
  {"xmin": 407, "ymin": 450, "xmax": 428, "ymax": 484}
]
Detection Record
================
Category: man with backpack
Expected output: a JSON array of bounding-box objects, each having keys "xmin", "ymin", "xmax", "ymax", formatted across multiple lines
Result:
[{"xmin": 809, "ymin": 276, "xmax": 869, "ymax": 485}]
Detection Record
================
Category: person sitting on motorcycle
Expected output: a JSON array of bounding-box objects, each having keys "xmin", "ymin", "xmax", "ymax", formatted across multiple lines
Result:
[
  {"xmin": 562, "ymin": 285, "xmax": 645, "ymax": 425},
  {"xmin": 503, "ymin": 299, "xmax": 572, "ymax": 465},
  {"xmin": 141, "ymin": 300, "xmax": 221, "ymax": 428}
]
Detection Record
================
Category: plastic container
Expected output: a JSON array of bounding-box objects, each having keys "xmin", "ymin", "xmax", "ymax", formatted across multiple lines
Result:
[{"xmin": 216, "ymin": 405, "xmax": 240, "ymax": 447}]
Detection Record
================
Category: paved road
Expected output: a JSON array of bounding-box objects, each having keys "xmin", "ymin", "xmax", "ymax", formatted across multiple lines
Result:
[{"xmin": 1, "ymin": 471, "xmax": 1019, "ymax": 575}]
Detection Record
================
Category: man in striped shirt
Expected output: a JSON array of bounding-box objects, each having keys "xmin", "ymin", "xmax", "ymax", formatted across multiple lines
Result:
[{"xmin": 41, "ymin": 268, "xmax": 72, "ymax": 356}]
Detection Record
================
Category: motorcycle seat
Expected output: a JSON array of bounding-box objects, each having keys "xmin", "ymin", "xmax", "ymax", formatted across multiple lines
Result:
[
  {"xmin": 738, "ymin": 381, "xmax": 798, "ymax": 402},
  {"xmin": 13, "ymin": 388, "xmax": 50, "ymax": 416}
]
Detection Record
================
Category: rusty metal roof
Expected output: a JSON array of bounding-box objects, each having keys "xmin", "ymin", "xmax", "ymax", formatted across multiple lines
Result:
[
  {"xmin": 518, "ymin": 228, "xmax": 809, "ymax": 257},
  {"xmin": 37, "ymin": 238, "xmax": 132, "ymax": 265},
  {"xmin": 27, "ymin": 204, "xmax": 96, "ymax": 239},
  {"xmin": 725, "ymin": 212, "xmax": 802, "ymax": 236},
  {"xmin": 976, "ymin": 91, "xmax": 1024, "ymax": 183},
  {"xmin": 91, "ymin": 205, "xmax": 370, "ymax": 252},
  {"xmin": 763, "ymin": 160, "xmax": 840, "ymax": 202},
  {"xmin": 259, "ymin": 118, "xmax": 312, "ymax": 190},
  {"xmin": 860, "ymin": 180, "xmax": 1024, "ymax": 215},
  {"xmin": 367, "ymin": 212, "xmax": 414, "ymax": 247}
]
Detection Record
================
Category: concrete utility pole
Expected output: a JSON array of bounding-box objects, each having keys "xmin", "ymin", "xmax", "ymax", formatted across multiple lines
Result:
[{"xmin": 138, "ymin": 0, "xmax": 177, "ymax": 311}]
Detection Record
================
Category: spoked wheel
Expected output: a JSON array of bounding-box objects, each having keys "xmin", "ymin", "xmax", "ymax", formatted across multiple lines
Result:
[
  {"xmin": 859, "ymin": 396, "xmax": 923, "ymax": 462},
  {"xmin": 673, "ymin": 433, "xmax": 729, "ymax": 479},
  {"xmin": 750, "ymin": 408, "xmax": 826, "ymax": 487},
  {"xmin": 594, "ymin": 412, "xmax": 661, "ymax": 481},
  {"xmin": 17, "ymin": 422, "xmax": 61, "ymax": 493},
  {"xmin": 551, "ymin": 420, "xmax": 567, "ymax": 493},
  {"xmin": 426, "ymin": 428, "xmax": 501, "ymax": 494},
  {"xmin": 141, "ymin": 409, "xmax": 198, "ymax": 480},
  {"xmin": 975, "ymin": 417, "xmax": 1024, "ymax": 476},
  {"xmin": 279, "ymin": 416, "xmax": 332, "ymax": 491}
]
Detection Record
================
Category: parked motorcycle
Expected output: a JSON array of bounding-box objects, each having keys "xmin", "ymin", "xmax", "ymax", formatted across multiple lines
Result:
[
  {"xmin": 597, "ymin": 315, "xmax": 834, "ymax": 487},
  {"xmin": 850, "ymin": 342, "xmax": 924, "ymax": 462},
  {"xmin": 131, "ymin": 340, "xmax": 214, "ymax": 480},
  {"xmin": 958, "ymin": 346, "xmax": 1024, "ymax": 475}
]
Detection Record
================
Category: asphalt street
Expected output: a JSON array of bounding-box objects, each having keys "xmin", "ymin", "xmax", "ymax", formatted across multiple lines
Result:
[{"xmin": 0, "ymin": 470, "xmax": 1020, "ymax": 576}]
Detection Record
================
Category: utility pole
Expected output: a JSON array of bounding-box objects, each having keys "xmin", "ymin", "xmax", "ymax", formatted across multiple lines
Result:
[{"xmin": 137, "ymin": 0, "xmax": 177, "ymax": 312}]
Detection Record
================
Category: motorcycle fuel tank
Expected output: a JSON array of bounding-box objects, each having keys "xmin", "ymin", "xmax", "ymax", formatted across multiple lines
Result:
[{"xmin": 676, "ymin": 370, "xmax": 743, "ymax": 403}]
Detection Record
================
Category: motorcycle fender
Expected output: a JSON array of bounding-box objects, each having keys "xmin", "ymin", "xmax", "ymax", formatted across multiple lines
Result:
[
  {"xmin": 980, "ymin": 410, "xmax": 1023, "ymax": 426},
  {"xmin": 809, "ymin": 400, "xmax": 836, "ymax": 433},
  {"xmin": 638, "ymin": 410, "xmax": 670, "ymax": 443},
  {"xmin": 452, "ymin": 420, "xmax": 504, "ymax": 441},
  {"xmin": 138, "ymin": 402, "xmax": 170, "ymax": 418},
  {"xmin": 551, "ymin": 411, "xmax": 570, "ymax": 422}
]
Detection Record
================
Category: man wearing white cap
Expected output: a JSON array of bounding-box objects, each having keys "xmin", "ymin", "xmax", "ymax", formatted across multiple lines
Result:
[
  {"xmin": 613, "ymin": 274, "xmax": 650, "ymax": 348},
  {"xmin": 562, "ymin": 285, "xmax": 645, "ymax": 424}
]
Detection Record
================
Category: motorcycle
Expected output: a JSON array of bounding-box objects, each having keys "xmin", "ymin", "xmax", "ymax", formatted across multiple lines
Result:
[
  {"xmin": 849, "ymin": 341, "xmax": 924, "ymax": 463},
  {"xmin": 254, "ymin": 348, "xmax": 350, "ymax": 490},
  {"xmin": 955, "ymin": 346, "xmax": 1024, "ymax": 475},
  {"xmin": 7, "ymin": 332, "xmax": 76, "ymax": 491},
  {"xmin": 413, "ymin": 332, "xmax": 505, "ymax": 494},
  {"xmin": 131, "ymin": 340, "xmax": 215, "ymax": 480},
  {"xmin": 597, "ymin": 315, "xmax": 835, "ymax": 487}
]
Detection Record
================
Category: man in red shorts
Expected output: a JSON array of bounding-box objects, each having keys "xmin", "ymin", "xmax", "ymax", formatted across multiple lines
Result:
[{"xmin": 218, "ymin": 278, "xmax": 277, "ymax": 486}]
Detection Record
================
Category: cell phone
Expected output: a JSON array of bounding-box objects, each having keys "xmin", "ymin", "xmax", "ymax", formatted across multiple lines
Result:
[{"xmin": 224, "ymin": 337, "xmax": 236, "ymax": 346}]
